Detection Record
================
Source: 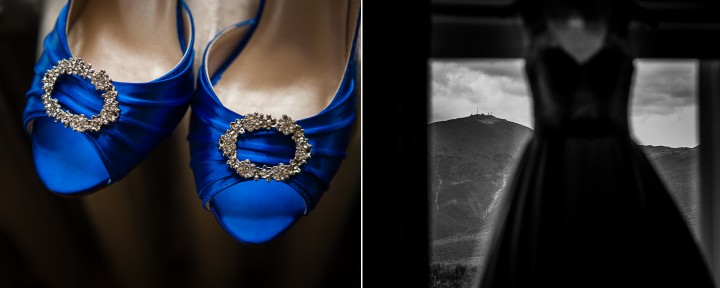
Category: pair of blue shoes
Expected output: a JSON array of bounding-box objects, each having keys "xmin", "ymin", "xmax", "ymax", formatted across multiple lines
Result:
[{"xmin": 22, "ymin": 0, "xmax": 360, "ymax": 244}]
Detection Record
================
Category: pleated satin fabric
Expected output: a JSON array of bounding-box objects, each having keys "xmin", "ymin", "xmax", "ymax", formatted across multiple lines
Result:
[
  {"xmin": 2, "ymin": 0, "xmax": 360, "ymax": 287},
  {"xmin": 188, "ymin": 20, "xmax": 357, "ymax": 212},
  {"xmin": 22, "ymin": 1, "xmax": 195, "ymax": 182}
]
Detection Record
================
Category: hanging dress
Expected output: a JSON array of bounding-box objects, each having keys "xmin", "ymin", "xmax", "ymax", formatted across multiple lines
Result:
[{"xmin": 476, "ymin": 24, "xmax": 715, "ymax": 288}]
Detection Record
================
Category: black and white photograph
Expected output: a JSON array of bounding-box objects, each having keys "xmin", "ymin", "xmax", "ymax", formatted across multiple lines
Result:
[{"xmin": 426, "ymin": 0, "xmax": 720, "ymax": 287}]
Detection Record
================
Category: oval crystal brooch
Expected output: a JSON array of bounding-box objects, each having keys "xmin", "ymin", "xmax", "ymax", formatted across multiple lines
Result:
[
  {"xmin": 218, "ymin": 113, "xmax": 312, "ymax": 182},
  {"xmin": 41, "ymin": 57, "xmax": 120, "ymax": 132}
]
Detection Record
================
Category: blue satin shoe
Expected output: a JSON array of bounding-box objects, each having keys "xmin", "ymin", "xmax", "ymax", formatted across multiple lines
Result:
[
  {"xmin": 22, "ymin": 0, "xmax": 195, "ymax": 196},
  {"xmin": 189, "ymin": 0, "xmax": 360, "ymax": 243}
]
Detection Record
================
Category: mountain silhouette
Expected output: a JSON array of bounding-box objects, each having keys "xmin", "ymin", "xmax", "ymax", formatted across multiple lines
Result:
[
  {"xmin": 429, "ymin": 114, "xmax": 699, "ymax": 264},
  {"xmin": 429, "ymin": 114, "xmax": 532, "ymax": 241}
]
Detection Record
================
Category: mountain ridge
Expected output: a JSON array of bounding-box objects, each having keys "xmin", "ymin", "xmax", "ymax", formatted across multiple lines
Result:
[{"xmin": 430, "ymin": 114, "xmax": 699, "ymax": 265}]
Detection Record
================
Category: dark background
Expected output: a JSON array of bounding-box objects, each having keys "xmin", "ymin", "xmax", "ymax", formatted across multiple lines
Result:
[{"xmin": 363, "ymin": 1, "xmax": 431, "ymax": 287}]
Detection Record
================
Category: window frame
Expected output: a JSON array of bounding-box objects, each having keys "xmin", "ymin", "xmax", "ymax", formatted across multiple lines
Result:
[{"xmin": 431, "ymin": 0, "xmax": 720, "ymax": 283}]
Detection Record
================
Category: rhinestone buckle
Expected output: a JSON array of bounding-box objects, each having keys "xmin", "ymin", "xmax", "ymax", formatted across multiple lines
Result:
[
  {"xmin": 218, "ymin": 113, "xmax": 312, "ymax": 182},
  {"xmin": 41, "ymin": 57, "xmax": 120, "ymax": 132}
]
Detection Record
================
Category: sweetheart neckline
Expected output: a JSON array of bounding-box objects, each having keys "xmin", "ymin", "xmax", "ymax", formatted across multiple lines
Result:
[
  {"xmin": 532, "ymin": 42, "xmax": 632, "ymax": 71},
  {"xmin": 530, "ymin": 31, "xmax": 632, "ymax": 67}
]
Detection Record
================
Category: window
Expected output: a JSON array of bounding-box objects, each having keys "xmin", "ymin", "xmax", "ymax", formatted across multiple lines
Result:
[
  {"xmin": 429, "ymin": 58, "xmax": 701, "ymax": 287},
  {"xmin": 430, "ymin": 2, "xmax": 720, "ymax": 287}
]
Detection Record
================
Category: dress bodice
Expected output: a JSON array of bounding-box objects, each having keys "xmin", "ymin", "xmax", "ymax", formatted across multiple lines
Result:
[{"xmin": 525, "ymin": 32, "xmax": 635, "ymax": 137}]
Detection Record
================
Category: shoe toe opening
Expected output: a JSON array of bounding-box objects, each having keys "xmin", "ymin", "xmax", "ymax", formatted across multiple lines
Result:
[
  {"xmin": 32, "ymin": 117, "xmax": 110, "ymax": 196},
  {"xmin": 210, "ymin": 180, "xmax": 306, "ymax": 244}
]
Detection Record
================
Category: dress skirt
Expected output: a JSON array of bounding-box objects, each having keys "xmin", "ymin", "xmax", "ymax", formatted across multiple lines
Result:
[{"xmin": 477, "ymin": 132, "xmax": 715, "ymax": 287}]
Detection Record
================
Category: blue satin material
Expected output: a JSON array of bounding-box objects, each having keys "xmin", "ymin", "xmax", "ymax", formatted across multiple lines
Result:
[
  {"xmin": 188, "ymin": 19, "xmax": 358, "ymax": 219},
  {"xmin": 23, "ymin": 1, "xmax": 195, "ymax": 193}
]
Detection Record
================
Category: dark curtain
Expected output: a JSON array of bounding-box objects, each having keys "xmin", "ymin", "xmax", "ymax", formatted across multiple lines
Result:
[{"xmin": 0, "ymin": 1, "xmax": 361, "ymax": 287}]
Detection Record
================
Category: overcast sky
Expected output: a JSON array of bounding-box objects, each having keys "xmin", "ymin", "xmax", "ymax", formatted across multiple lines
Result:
[{"xmin": 429, "ymin": 59, "xmax": 698, "ymax": 148}]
